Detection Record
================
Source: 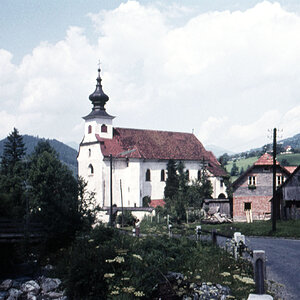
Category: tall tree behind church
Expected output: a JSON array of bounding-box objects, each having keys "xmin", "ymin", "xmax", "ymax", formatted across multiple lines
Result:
[{"xmin": 0, "ymin": 128, "xmax": 27, "ymax": 218}]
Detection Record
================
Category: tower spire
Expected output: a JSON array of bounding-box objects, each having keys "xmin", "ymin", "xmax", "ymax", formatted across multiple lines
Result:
[{"xmin": 89, "ymin": 65, "xmax": 109, "ymax": 111}]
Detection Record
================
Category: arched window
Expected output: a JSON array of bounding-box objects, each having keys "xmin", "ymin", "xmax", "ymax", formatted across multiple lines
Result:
[
  {"xmin": 88, "ymin": 149, "xmax": 91, "ymax": 157},
  {"xmin": 88, "ymin": 125, "xmax": 92, "ymax": 134},
  {"xmin": 186, "ymin": 170, "xmax": 189, "ymax": 180},
  {"xmin": 161, "ymin": 169, "xmax": 165, "ymax": 181},
  {"xmin": 218, "ymin": 193, "xmax": 226, "ymax": 199},
  {"xmin": 101, "ymin": 124, "xmax": 107, "ymax": 133},
  {"xmin": 88, "ymin": 164, "xmax": 94, "ymax": 175},
  {"xmin": 145, "ymin": 169, "xmax": 151, "ymax": 181},
  {"xmin": 197, "ymin": 170, "xmax": 201, "ymax": 181}
]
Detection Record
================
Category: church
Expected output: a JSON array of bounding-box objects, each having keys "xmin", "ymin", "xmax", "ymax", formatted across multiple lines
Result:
[{"xmin": 77, "ymin": 67, "xmax": 227, "ymax": 221}]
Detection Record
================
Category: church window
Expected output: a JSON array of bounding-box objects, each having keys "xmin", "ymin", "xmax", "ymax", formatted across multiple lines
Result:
[
  {"xmin": 88, "ymin": 125, "xmax": 92, "ymax": 134},
  {"xmin": 88, "ymin": 164, "xmax": 94, "ymax": 175},
  {"xmin": 101, "ymin": 124, "xmax": 107, "ymax": 133},
  {"xmin": 145, "ymin": 169, "xmax": 151, "ymax": 181},
  {"xmin": 88, "ymin": 149, "xmax": 91, "ymax": 157},
  {"xmin": 161, "ymin": 170, "xmax": 165, "ymax": 181},
  {"xmin": 197, "ymin": 170, "xmax": 201, "ymax": 181}
]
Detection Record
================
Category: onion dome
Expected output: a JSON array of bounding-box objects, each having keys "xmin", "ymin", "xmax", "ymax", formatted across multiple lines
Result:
[
  {"xmin": 83, "ymin": 67, "xmax": 114, "ymax": 120},
  {"xmin": 89, "ymin": 67, "xmax": 109, "ymax": 111}
]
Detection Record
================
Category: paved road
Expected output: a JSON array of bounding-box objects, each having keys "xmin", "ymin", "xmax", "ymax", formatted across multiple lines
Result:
[{"xmin": 246, "ymin": 237, "xmax": 300, "ymax": 300}]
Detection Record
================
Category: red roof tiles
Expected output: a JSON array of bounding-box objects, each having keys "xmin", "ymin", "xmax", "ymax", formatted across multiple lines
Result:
[
  {"xmin": 96, "ymin": 127, "xmax": 226, "ymax": 177},
  {"xmin": 254, "ymin": 153, "xmax": 279, "ymax": 165},
  {"xmin": 149, "ymin": 199, "xmax": 166, "ymax": 208}
]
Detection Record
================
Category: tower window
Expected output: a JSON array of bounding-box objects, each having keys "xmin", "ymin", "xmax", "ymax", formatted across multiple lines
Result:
[
  {"xmin": 88, "ymin": 125, "xmax": 92, "ymax": 134},
  {"xmin": 101, "ymin": 124, "xmax": 107, "ymax": 133},
  {"xmin": 88, "ymin": 149, "xmax": 91, "ymax": 157},
  {"xmin": 88, "ymin": 164, "xmax": 94, "ymax": 175},
  {"xmin": 145, "ymin": 169, "xmax": 151, "ymax": 181},
  {"xmin": 161, "ymin": 170, "xmax": 165, "ymax": 181}
]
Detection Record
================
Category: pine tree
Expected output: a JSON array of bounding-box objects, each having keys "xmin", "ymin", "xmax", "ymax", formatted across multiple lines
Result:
[
  {"xmin": 164, "ymin": 159, "xmax": 179, "ymax": 200},
  {"xmin": 1, "ymin": 128, "xmax": 26, "ymax": 175}
]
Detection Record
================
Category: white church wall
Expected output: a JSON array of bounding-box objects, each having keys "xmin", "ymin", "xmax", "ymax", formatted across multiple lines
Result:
[
  {"xmin": 78, "ymin": 143, "xmax": 104, "ymax": 207},
  {"xmin": 84, "ymin": 118, "xmax": 113, "ymax": 142}
]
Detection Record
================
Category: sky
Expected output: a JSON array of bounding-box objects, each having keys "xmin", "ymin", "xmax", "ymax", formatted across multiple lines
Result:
[{"xmin": 1, "ymin": 0, "xmax": 300, "ymax": 153}]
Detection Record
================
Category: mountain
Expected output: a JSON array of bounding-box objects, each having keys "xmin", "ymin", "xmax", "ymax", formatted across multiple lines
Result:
[
  {"xmin": 205, "ymin": 144, "xmax": 235, "ymax": 158},
  {"xmin": 279, "ymin": 133, "xmax": 300, "ymax": 149},
  {"xmin": 0, "ymin": 135, "xmax": 78, "ymax": 176}
]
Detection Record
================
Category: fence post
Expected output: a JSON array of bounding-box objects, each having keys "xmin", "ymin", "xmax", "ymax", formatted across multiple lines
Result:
[
  {"xmin": 211, "ymin": 229, "xmax": 217, "ymax": 245},
  {"xmin": 196, "ymin": 225, "xmax": 201, "ymax": 241},
  {"xmin": 253, "ymin": 250, "xmax": 266, "ymax": 295},
  {"xmin": 233, "ymin": 232, "xmax": 245, "ymax": 260}
]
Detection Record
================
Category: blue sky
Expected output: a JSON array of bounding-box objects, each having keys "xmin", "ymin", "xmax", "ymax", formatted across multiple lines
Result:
[{"xmin": 1, "ymin": 0, "xmax": 300, "ymax": 153}]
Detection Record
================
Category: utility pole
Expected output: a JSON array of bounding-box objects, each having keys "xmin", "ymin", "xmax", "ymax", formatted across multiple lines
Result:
[
  {"xmin": 109, "ymin": 154, "xmax": 113, "ymax": 227},
  {"xmin": 272, "ymin": 128, "xmax": 277, "ymax": 232}
]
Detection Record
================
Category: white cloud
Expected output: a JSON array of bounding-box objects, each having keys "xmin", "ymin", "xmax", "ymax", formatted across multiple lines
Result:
[{"xmin": 1, "ymin": 1, "xmax": 300, "ymax": 153}]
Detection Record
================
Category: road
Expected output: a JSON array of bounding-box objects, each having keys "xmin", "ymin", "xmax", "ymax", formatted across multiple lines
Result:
[{"xmin": 246, "ymin": 237, "xmax": 300, "ymax": 300}]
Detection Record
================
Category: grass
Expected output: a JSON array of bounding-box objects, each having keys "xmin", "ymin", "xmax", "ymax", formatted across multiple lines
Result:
[
  {"xmin": 277, "ymin": 153, "xmax": 300, "ymax": 166},
  {"xmin": 139, "ymin": 218, "xmax": 300, "ymax": 239},
  {"xmin": 200, "ymin": 220, "xmax": 300, "ymax": 239}
]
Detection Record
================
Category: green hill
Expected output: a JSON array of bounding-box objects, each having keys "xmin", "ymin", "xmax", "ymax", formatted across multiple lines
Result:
[{"xmin": 0, "ymin": 135, "xmax": 78, "ymax": 176}]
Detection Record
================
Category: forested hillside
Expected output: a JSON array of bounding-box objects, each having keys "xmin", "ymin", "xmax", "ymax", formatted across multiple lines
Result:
[{"xmin": 0, "ymin": 135, "xmax": 78, "ymax": 176}]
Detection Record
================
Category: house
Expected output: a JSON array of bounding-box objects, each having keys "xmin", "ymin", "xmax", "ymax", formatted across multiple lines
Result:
[
  {"xmin": 275, "ymin": 165, "xmax": 300, "ymax": 220},
  {"xmin": 77, "ymin": 68, "xmax": 227, "ymax": 222},
  {"xmin": 232, "ymin": 153, "xmax": 292, "ymax": 222}
]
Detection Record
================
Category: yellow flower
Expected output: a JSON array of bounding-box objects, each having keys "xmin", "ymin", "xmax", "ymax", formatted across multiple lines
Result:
[
  {"xmin": 220, "ymin": 272, "xmax": 231, "ymax": 277},
  {"xmin": 105, "ymin": 259, "xmax": 115, "ymax": 263},
  {"xmin": 110, "ymin": 290, "xmax": 119, "ymax": 295},
  {"xmin": 88, "ymin": 239, "xmax": 94, "ymax": 243}
]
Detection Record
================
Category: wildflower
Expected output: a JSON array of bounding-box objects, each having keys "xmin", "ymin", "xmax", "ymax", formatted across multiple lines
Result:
[
  {"xmin": 132, "ymin": 254, "xmax": 143, "ymax": 261},
  {"xmin": 122, "ymin": 286, "xmax": 135, "ymax": 293},
  {"xmin": 95, "ymin": 245, "xmax": 99, "ymax": 249},
  {"xmin": 220, "ymin": 272, "xmax": 231, "ymax": 277},
  {"xmin": 110, "ymin": 290, "xmax": 119, "ymax": 295},
  {"xmin": 121, "ymin": 277, "xmax": 130, "ymax": 281},
  {"xmin": 105, "ymin": 259, "xmax": 115, "ymax": 263},
  {"xmin": 134, "ymin": 291, "xmax": 145, "ymax": 297},
  {"xmin": 114, "ymin": 256, "xmax": 125, "ymax": 263},
  {"xmin": 88, "ymin": 239, "xmax": 94, "ymax": 243},
  {"xmin": 104, "ymin": 273, "xmax": 115, "ymax": 278}
]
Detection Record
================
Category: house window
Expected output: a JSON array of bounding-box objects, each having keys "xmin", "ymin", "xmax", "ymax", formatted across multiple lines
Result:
[
  {"xmin": 161, "ymin": 169, "xmax": 165, "ymax": 181},
  {"xmin": 145, "ymin": 169, "xmax": 151, "ymax": 181},
  {"xmin": 88, "ymin": 164, "xmax": 94, "ymax": 175},
  {"xmin": 197, "ymin": 170, "xmax": 201, "ymax": 181},
  {"xmin": 186, "ymin": 170, "xmax": 189, "ymax": 180},
  {"xmin": 88, "ymin": 125, "xmax": 92, "ymax": 134},
  {"xmin": 220, "ymin": 179, "xmax": 224, "ymax": 188},
  {"xmin": 277, "ymin": 175, "xmax": 283, "ymax": 186},
  {"xmin": 101, "ymin": 124, "xmax": 107, "ymax": 133},
  {"xmin": 244, "ymin": 202, "xmax": 252, "ymax": 211},
  {"xmin": 88, "ymin": 149, "xmax": 91, "ymax": 157},
  {"xmin": 248, "ymin": 176, "xmax": 256, "ymax": 186}
]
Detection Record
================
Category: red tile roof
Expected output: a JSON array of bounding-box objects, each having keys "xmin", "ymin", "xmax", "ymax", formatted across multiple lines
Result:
[
  {"xmin": 284, "ymin": 166, "xmax": 297, "ymax": 174},
  {"xmin": 149, "ymin": 199, "xmax": 166, "ymax": 208},
  {"xmin": 95, "ymin": 127, "xmax": 226, "ymax": 177},
  {"xmin": 254, "ymin": 153, "xmax": 279, "ymax": 165}
]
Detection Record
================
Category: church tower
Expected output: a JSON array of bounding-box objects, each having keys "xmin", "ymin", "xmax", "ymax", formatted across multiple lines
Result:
[
  {"xmin": 78, "ymin": 67, "xmax": 114, "ymax": 211},
  {"xmin": 82, "ymin": 67, "xmax": 114, "ymax": 142}
]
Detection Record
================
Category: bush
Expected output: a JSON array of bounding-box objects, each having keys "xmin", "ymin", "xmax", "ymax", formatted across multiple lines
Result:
[{"xmin": 116, "ymin": 211, "xmax": 136, "ymax": 227}]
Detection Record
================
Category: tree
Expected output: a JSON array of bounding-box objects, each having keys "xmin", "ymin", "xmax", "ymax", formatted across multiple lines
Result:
[
  {"xmin": 164, "ymin": 159, "xmax": 179, "ymax": 200},
  {"xmin": 230, "ymin": 162, "xmax": 239, "ymax": 176},
  {"xmin": 1, "ymin": 128, "xmax": 26, "ymax": 175},
  {"xmin": 0, "ymin": 128, "xmax": 27, "ymax": 218},
  {"xmin": 28, "ymin": 141, "xmax": 81, "ymax": 248},
  {"xmin": 218, "ymin": 153, "xmax": 230, "ymax": 167}
]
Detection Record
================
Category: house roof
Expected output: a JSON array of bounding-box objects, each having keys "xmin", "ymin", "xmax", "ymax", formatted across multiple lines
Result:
[
  {"xmin": 232, "ymin": 153, "xmax": 290, "ymax": 191},
  {"xmin": 95, "ymin": 127, "xmax": 226, "ymax": 177},
  {"xmin": 254, "ymin": 153, "xmax": 279, "ymax": 166},
  {"xmin": 283, "ymin": 166, "xmax": 297, "ymax": 174}
]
